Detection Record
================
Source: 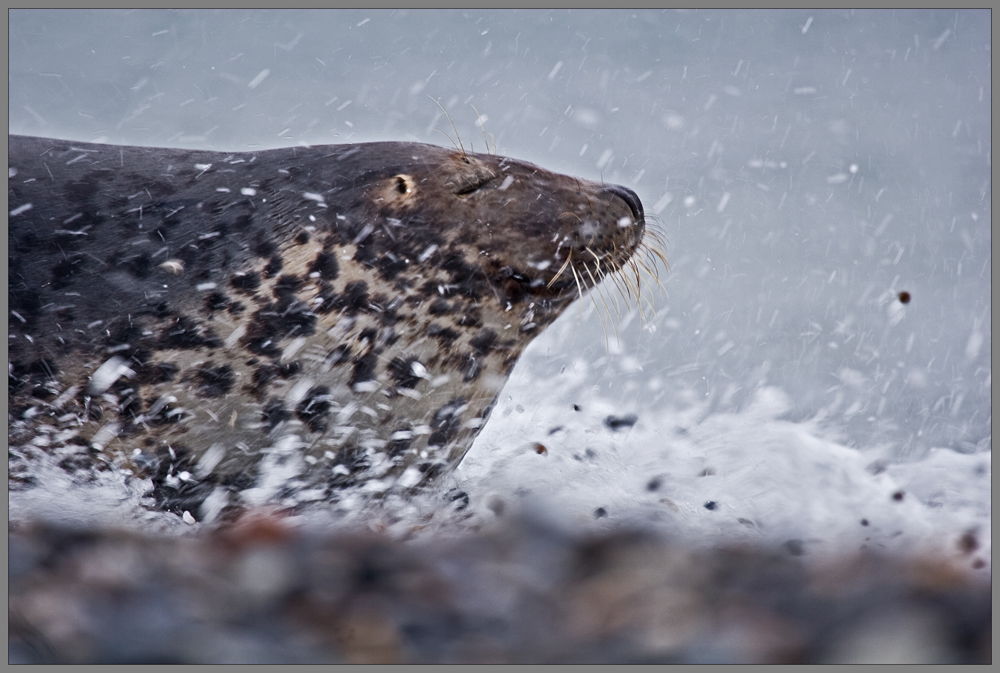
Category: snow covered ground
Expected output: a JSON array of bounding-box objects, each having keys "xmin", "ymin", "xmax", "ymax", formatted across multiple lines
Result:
[{"xmin": 9, "ymin": 10, "xmax": 990, "ymax": 568}]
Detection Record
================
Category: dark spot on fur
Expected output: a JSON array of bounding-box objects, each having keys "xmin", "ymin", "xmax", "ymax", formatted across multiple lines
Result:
[
  {"xmin": 107, "ymin": 322, "xmax": 144, "ymax": 349},
  {"xmin": 251, "ymin": 365, "xmax": 278, "ymax": 392},
  {"xmin": 470, "ymin": 329, "xmax": 498, "ymax": 355},
  {"xmin": 388, "ymin": 356, "xmax": 423, "ymax": 390},
  {"xmin": 294, "ymin": 230, "xmax": 310, "ymax": 245},
  {"xmin": 116, "ymin": 388, "xmax": 143, "ymax": 421},
  {"xmin": 254, "ymin": 234, "xmax": 276, "ymax": 258},
  {"xmin": 313, "ymin": 281, "xmax": 337, "ymax": 315},
  {"xmin": 350, "ymin": 351, "xmax": 378, "ymax": 388},
  {"xmin": 461, "ymin": 353, "xmax": 481, "ymax": 382},
  {"xmin": 427, "ymin": 324, "xmax": 460, "ymax": 343},
  {"xmin": 496, "ymin": 266, "xmax": 533, "ymax": 305},
  {"xmin": 195, "ymin": 364, "xmax": 235, "ymax": 398},
  {"xmin": 420, "ymin": 280, "xmax": 443, "ymax": 297},
  {"xmin": 279, "ymin": 361, "xmax": 302, "ymax": 378},
  {"xmin": 138, "ymin": 362, "xmax": 179, "ymax": 385},
  {"xmin": 357, "ymin": 328, "xmax": 378, "ymax": 347},
  {"xmin": 250, "ymin": 361, "xmax": 301, "ymax": 397},
  {"xmin": 429, "ymin": 299, "xmax": 453, "ymax": 315},
  {"xmin": 419, "ymin": 462, "xmax": 445, "ymax": 480},
  {"xmin": 158, "ymin": 316, "xmax": 222, "ymax": 350},
  {"xmin": 151, "ymin": 444, "xmax": 216, "ymax": 517},
  {"xmin": 125, "ymin": 253, "xmax": 153, "ymax": 279},
  {"xmin": 387, "ymin": 428, "xmax": 413, "ymax": 457},
  {"xmin": 309, "ymin": 251, "xmax": 339, "ymax": 281},
  {"xmin": 262, "ymin": 397, "xmax": 290, "ymax": 431},
  {"xmin": 441, "ymin": 250, "xmax": 488, "ymax": 298},
  {"xmin": 263, "ymin": 255, "xmax": 283, "ymax": 278},
  {"xmin": 376, "ymin": 296, "xmax": 402, "ymax": 327},
  {"xmin": 340, "ymin": 281, "xmax": 370, "ymax": 315},
  {"xmin": 230, "ymin": 271, "xmax": 261, "ymax": 294},
  {"xmin": 57, "ymin": 450, "xmax": 97, "ymax": 473},
  {"xmin": 28, "ymin": 359, "xmax": 59, "ymax": 379},
  {"xmin": 428, "ymin": 398, "xmax": 465, "ymax": 448},
  {"xmin": 296, "ymin": 385, "xmax": 332, "ymax": 433},
  {"xmin": 241, "ymin": 298, "xmax": 316, "ymax": 358},
  {"xmin": 273, "ymin": 274, "xmax": 303, "ymax": 299},
  {"xmin": 376, "ymin": 251, "xmax": 409, "ymax": 280},
  {"xmin": 204, "ymin": 291, "xmax": 229, "ymax": 313}
]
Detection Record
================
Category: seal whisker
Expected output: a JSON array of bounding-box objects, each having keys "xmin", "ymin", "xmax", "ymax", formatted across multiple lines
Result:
[
  {"xmin": 600, "ymin": 266, "xmax": 627, "ymax": 323},
  {"xmin": 634, "ymin": 251, "xmax": 666, "ymax": 294},
  {"xmin": 429, "ymin": 95, "xmax": 465, "ymax": 156},
  {"xmin": 470, "ymin": 104, "xmax": 493, "ymax": 156},
  {"xmin": 615, "ymin": 254, "xmax": 641, "ymax": 302},
  {"xmin": 646, "ymin": 245, "xmax": 671, "ymax": 278},
  {"xmin": 582, "ymin": 262, "xmax": 613, "ymax": 346},
  {"xmin": 584, "ymin": 261, "xmax": 620, "ymax": 340},
  {"xmin": 584, "ymin": 247, "xmax": 624, "ymax": 324},
  {"xmin": 604, "ymin": 259, "xmax": 634, "ymax": 317},
  {"xmin": 570, "ymin": 263, "xmax": 587, "ymax": 320},
  {"xmin": 641, "ymin": 229, "xmax": 671, "ymax": 273},
  {"xmin": 598, "ymin": 266, "xmax": 627, "ymax": 338},
  {"xmin": 434, "ymin": 129, "xmax": 462, "ymax": 154},
  {"xmin": 630, "ymin": 257, "xmax": 659, "ymax": 321},
  {"xmin": 546, "ymin": 250, "xmax": 573, "ymax": 289}
]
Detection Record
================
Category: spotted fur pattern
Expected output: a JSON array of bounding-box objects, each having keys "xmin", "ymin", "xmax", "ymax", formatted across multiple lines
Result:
[{"xmin": 8, "ymin": 135, "xmax": 645, "ymax": 517}]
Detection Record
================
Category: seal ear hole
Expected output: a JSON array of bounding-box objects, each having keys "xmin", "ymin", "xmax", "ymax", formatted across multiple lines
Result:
[{"xmin": 394, "ymin": 175, "xmax": 413, "ymax": 195}]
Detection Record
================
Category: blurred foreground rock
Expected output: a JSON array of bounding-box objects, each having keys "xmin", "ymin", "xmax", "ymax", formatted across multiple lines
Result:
[{"xmin": 9, "ymin": 515, "xmax": 990, "ymax": 664}]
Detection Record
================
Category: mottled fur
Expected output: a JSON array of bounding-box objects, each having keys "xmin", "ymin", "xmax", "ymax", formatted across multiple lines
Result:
[{"xmin": 8, "ymin": 135, "xmax": 645, "ymax": 516}]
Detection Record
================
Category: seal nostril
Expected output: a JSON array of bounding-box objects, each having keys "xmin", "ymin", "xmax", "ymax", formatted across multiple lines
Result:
[{"xmin": 600, "ymin": 185, "xmax": 644, "ymax": 224}]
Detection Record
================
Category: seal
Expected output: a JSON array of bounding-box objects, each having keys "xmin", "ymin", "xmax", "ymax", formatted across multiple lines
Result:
[{"xmin": 8, "ymin": 134, "xmax": 654, "ymax": 519}]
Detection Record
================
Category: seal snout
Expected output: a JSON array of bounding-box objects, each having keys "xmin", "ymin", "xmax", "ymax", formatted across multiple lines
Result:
[{"xmin": 599, "ymin": 184, "xmax": 645, "ymax": 225}]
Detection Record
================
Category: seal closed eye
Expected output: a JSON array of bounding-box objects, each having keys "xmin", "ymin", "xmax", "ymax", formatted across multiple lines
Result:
[{"xmin": 7, "ymin": 134, "xmax": 656, "ymax": 517}]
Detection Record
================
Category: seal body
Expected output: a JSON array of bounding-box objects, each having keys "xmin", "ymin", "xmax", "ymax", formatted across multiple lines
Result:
[{"xmin": 8, "ymin": 135, "xmax": 646, "ymax": 516}]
